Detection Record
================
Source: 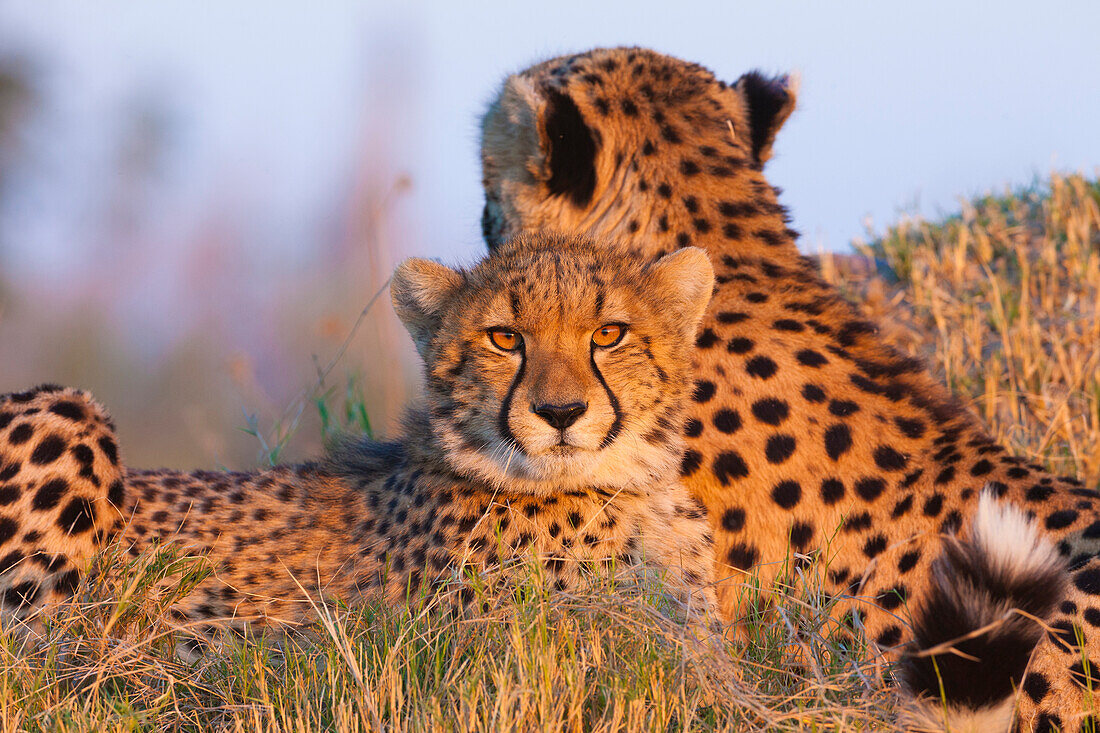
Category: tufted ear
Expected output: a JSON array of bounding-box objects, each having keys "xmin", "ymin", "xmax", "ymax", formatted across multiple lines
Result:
[
  {"xmin": 735, "ymin": 70, "xmax": 797, "ymax": 167},
  {"xmin": 484, "ymin": 75, "xmax": 600, "ymax": 208},
  {"xmin": 648, "ymin": 247, "xmax": 715, "ymax": 338},
  {"xmin": 391, "ymin": 258, "xmax": 465, "ymax": 358}
]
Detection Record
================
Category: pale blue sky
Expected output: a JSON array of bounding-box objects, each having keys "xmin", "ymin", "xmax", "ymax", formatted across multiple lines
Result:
[{"xmin": 1, "ymin": 0, "xmax": 1098, "ymax": 271}]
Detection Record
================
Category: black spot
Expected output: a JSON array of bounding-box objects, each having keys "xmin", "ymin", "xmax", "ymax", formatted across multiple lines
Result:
[
  {"xmin": 969, "ymin": 459, "xmax": 994, "ymax": 477},
  {"xmin": 712, "ymin": 409, "xmax": 742, "ymax": 434},
  {"xmin": 620, "ymin": 99, "xmax": 638, "ymax": 116},
  {"xmin": 765, "ymin": 435, "xmax": 796, "ymax": 464},
  {"xmin": 772, "ymin": 319, "xmax": 804, "ymax": 332},
  {"xmin": 875, "ymin": 625, "xmax": 902, "ymax": 647},
  {"xmin": 97, "ymin": 436, "xmax": 119, "ymax": 465},
  {"xmin": 695, "ymin": 328, "xmax": 720, "ymax": 349},
  {"xmin": 789, "ymin": 522, "xmax": 813, "ymax": 550},
  {"xmin": 934, "ymin": 466, "xmax": 956, "ymax": 485},
  {"xmin": 716, "ymin": 311, "xmax": 749, "ymax": 324},
  {"xmin": 1045, "ymin": 510, "xmax": 1079, "ymax": 530},
  {"xmin": 1085, "ymin": 607, "xmax": 1100, "ymax": 627},
  {"xmin": 48, "ymin": 400, "xmax": 86, "ymax": 421},
  {"xmin": 745, "ymin": 292, "xmax": 768, "ymax": 304},
  {"xmin": 33, "ymin": 478, "xmax": 69, "ymax": 511},
  {"xmin": 877, "ymin": 584, "xmax": 908, "ymax": 610},
  {"xmin": 796, "ymin": 350, "xmax": 828, "ymax": 367},
  {"xmin": 802, "ymin": 384, "xmax": 827, "ymax": 403},
  {"xmin": 854, "ymin": 477, "xmax": 886, "ymax": 502},
  {"xmin": 684, "ymin": 419, "xmax": 703, "ymax": 438},
  {"xmin": 721, "ymin": 508, "xmax": 746, "ymax": 532},
  {"xmin": 713, "ymin": 452, "xmax": 749, "ymax": 485},
  {"xmin": 726, "ymin": 542, "xmax": 758, "ymax": 570},
  {"xmin": 745, "ymin": 356, "xmax": 777, "ymax": 380},
  {"xmin": 0, "ymin": 518, "xmax": 17, "ymax": 547},
  {"xmin": 58, "ymin": 497, "xmax": 96, "ymax": 534},
  {"xmin": 771, "ymin": 480, "xmax": 801, "ymax": 509},
  {"xmin": 1074, "ymin": 567, "xmax": 1100, "ymax": 595},
  {"xmin": 891, "ymin": 495, "xmax": 914, "ymax": 518},
  {"xmin": 692, "ymin": 380, "xmax": 717, "ymax": 403},
  {"xmin": 893, "ymin": 417, "xmax": 926, "ymax": 439},
  {"xmin": 843, "ymin": 512, "xmax": 872, "ymax": 532},
  {"xmin": 897, "ymin": 550, "xmax": 921, "ymax": 573},
  {"xmin": 726, "ymin": 337, "xmax": 754, "ymax": 354},
  {"xmin": 828, "ymin": 400, "xmax": 860, "ymax": 417},
  {"xmin": 0, "ymin": 463, "xmax": 17, "ymax": 482},
  {"xmin": 873, "ymin": 446, "xmax": 908, "ymax": 472},
  {"xmin": 824, "ymin": 424, "xmax": 852, "ymax": 460},
  {"xmin": 751, "ymin": 398, "xmax": 789, "ymax": 426},
  {"xmin": 922, "ymin": 494, "xmax": 944, "ymax": 517},
  {"xmin": 1022, "ymin": 672, "xmax": 1051, "ymax": 703},
  {"xmin": 8, "ymin": 423, "xmax": 33, "ymax": 445},
  {"xmin": 820, "ymin": 478, "xmax": 845, "ymax": 505},
  {"xmin": 863, "ymin": 534, "xmax": 888, "ymax": 558}
]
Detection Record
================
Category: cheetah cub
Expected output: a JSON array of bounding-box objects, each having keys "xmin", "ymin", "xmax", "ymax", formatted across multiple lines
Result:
[{"xmin": 0, "ymin": 231, "xmax": 718, "ymax": 634}]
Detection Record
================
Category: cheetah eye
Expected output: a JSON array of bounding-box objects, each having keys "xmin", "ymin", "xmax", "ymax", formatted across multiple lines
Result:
[
  {"xmin": 488, "ymin": 328, "xmax": 523, "ymax": 351},
  {"xmin": 591, "ymin": 324, "xmax": 626, "ymax": 348}
]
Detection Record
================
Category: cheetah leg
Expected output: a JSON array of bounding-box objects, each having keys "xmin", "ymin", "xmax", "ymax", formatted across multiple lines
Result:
[
  {"xmin": 0, "ymin": 386, "xmax": 126, "ymax": 634},
  {"xmin": 1017, "ymin": 554, "xmax": 1100, "ymax": 733},
  {"xmin": 636, "ymin": 485, "xmax": 721, "ymax": 628}
]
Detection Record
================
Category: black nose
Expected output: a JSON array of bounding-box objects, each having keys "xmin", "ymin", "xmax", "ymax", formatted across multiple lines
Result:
[{"xmin": 533, "ymin": 402, "xmax": 587, "ymax": 430}]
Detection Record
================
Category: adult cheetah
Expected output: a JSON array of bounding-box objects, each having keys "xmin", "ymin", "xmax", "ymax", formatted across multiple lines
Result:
[
  {"xmin": 0, "ymin": 232, "xmax": 718, "ymax": 639},
  {"xmin": 480, "ymin": 46, "xmax": 1100, "ymax": 731}
]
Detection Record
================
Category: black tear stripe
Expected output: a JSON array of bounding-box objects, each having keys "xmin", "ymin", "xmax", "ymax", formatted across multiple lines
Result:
[
  {"xmin": 497, "ymin": 345, "xmax": 527, "ymax": 454},
  {"xmin": 591, "ymin": 345, "xmax": 624, "ymax": 448}
]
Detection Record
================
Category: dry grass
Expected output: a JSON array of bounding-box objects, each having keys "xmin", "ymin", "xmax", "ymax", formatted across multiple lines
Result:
[
  {"xmin": 825, "ymin": 172, "xmax": 1100, "ymax": 487},
  {"xmin": 0, "ymin": 548, "xmax": 896, "ymax": 732},
  {"xmin": 2, "ymin": 172, "xmax": 1097, "ymax": 730}
]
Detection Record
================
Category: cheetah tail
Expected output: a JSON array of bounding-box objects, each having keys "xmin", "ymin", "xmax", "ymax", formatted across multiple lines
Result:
[{"xmin": 897, "ymin": 487, "xmax": 1067, "ymax": 733}]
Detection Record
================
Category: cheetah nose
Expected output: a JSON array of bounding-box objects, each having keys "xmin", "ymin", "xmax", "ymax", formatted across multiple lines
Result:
[{"xmin": 532, "ymin": 402, "xmax": 587, "ymax": 430}]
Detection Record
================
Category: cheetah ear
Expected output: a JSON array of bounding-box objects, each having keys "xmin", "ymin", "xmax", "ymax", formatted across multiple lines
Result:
[
  {"xmin": 648, "ymin": 247, "xmax": 715, "ymax": 337},
  {"xmin": 391, "ymin": 258, "xmax": 465, "ymax": 358},
  {"xmin": 487, "ymin": 75, "xmax": 600, "ymax": 208},
  {"xmin": 735, "ymin": 71, "xmax": 797, "ymax": 167}
]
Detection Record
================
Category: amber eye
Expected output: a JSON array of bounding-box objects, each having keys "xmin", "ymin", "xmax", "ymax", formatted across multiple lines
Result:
[
  {"xmin": 592, "ymin": 324, "xmax": 625, "ymax": 348},
  {"xmin": 488, "ymin": 328, "xmax": 523, "ymax": 351}
]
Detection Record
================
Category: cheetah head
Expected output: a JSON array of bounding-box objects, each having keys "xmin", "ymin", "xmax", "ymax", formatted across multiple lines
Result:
[
  {"xmin": 391, "ymin": 230, "xmax": 714, "ymax": 494},
  {"xmin": 480, "ymin": 46, "xmax": 796, "ymax": 252}
]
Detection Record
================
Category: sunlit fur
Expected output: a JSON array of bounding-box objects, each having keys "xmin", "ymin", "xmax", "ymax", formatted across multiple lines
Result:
[
  {"xmin": 392, "ymin": 230, "xmax": 714, "ymax": 496},
  {"xmin": 0, "ymin": 233, "xmax": 719, "ymax": 636}
]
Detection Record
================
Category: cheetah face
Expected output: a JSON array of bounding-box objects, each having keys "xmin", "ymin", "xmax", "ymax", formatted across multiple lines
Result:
[
  {"xmin": 391, "ymin": 231, "xmax": 714, "ymax": 494},
  {"xmin": 479, "ymin": 47, "xmax": 796, "ymax": 254}
]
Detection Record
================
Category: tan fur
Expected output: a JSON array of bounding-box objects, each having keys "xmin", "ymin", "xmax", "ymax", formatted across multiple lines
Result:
[
  {"xmin": 480, "ymin": 46, "xmax": 1100, "ymax": 730},
  {"xmin": 0, "ymin": 233, "xmax": 719, "ymax": 639}
]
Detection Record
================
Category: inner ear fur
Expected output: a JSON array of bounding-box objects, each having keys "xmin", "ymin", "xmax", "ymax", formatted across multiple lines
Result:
[
  {"xmin": 648, "ymin": 247, "xmax": 715, "ymax": 336},
  {"xmin": 735, "ymin": 70, "xmax": 797, "ymax": 167},
  {"xmin": 391, "ymin": 258, "xmax": 465, "ymax": 357},
  {"xmin": 487, "ymin": 75, "xmax": 600, "ymax": 208}
]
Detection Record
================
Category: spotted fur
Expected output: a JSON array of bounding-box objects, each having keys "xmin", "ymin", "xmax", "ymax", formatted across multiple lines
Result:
[
  {"xmin": 0, "ymin": 233, "xmax": 718, "ymax": 638},
  {"xmin": 480, "ymin": 46, "xmax": 1100, "ymax": 730}
]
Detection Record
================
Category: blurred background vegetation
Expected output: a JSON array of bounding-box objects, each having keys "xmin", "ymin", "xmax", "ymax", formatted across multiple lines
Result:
[{"xmin": 0, "ymin": 3, "xmax": 1097, "ymax": 476}]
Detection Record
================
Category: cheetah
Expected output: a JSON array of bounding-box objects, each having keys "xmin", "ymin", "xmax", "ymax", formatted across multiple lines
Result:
[
  {"xmin": 0, "ymin": 232, "xmax": 719, "ymax": 641},
  {"xmin": 480, "ymin": 46, "xmax": 1100, "ymax": 731}
]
